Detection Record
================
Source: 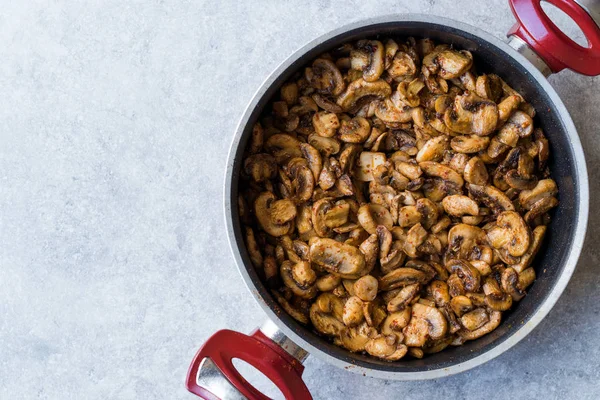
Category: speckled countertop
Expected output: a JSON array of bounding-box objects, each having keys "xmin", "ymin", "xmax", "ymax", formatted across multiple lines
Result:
[{"xmin": 1, "ymin": 0, "xmax": 599, "ymax": 399}]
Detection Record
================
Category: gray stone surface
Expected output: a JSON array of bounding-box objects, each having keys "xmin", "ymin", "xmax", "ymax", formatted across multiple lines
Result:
[{"xmin": 1, "ymin": 0, "xmax": 599, "ymax": 399}]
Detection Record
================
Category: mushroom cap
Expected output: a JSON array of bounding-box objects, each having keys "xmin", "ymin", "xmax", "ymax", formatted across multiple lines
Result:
[{"xmin": 309, "ymin": 238, "xmax": 366, "ymax": 278}]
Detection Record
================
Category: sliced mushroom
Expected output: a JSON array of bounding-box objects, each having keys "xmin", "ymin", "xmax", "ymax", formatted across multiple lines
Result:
[
  {"xmin": 343, "ymin": 296, "xmax": 365, "ymax": 326},
  {"xmin": 387, "ymin": 283, "xmax": 420, "ymax": 312},
  {"xmin": 416, "ymin": 135, "xmax": 450, "ymax": 162},
  {"xmin": 324, "ymin": 202, "xmax": 350, "ymax": 228},
  {"xmin": 458, "ymin": 310, "xmax": 501, "ymax": 340},
  {"xmin": 273, "ymin": 291, "xmax": 309, "ymax": 324},
  {"xmin": 448, "ymin": 259, "xmax": 481, "ymax": 292},
  {"xmin": 419, "ymin": 161, "xmax": 464, "ymax": 187},
  {"xmin": 444, "ymin": 92, "xmax": 498, "ymax": 136},
  {"xmin": 403, "ymin": 303, "xmax": 448, "ymax": 347},
  {"xmin": 381, "ymin": 308, "xmax": 412, "ymax": 339},
  {"xmin": 518, "ymin": 179, "xmax": 558, "ymax": 210},
  {"xmin": 338, "ymin": 116, "xmax": 371, "ymax": 143},
  {"xmin": 460, "ymin": 307, "xmax": 489, "ymax": 331},
  {"xmin": 316, "ymin": 274, "xmax": 342, "ymax": 292},
  {"xmin": 354, "ymin": 275, "xmax": 378, "ymax": 302},
  {"xmin": 475, "ymin": 74, "xmax": 503, "ymax": 102},
  {"xmin": 429, "ymin": 280, "xmax": 450, "ymax": 306},
  {"xmin": 496, "ymin": 211, "xmax": 531, "ymax": 257},
  {"xmin": 255, "ymin": 192, "xmax": 293, "ymax": 237},
  {"xmin": 310, "ymin": 294, "xmax": 346, "ymax": 336},
  {"xmin": 451, "ymin": 135, "xmax": 490, "ymax": 154},
  {"xmin": 387, "ymin": 51, "xmax": 418, "ymax": 81},
  {"xmin": 467, "ymin": 184, "xmax": 515, "ymax": 215},
  {"xmin": 355, "ymin": 40, "xmax": 385, "ymax": 82},
  {"xmin": 501, "ymin": 267, "xmax": 525, "ymax": 301},
  {"xmin": 309, "ymin": 238, "xmax": 366, "ymax": 278},
  {"xmin": 312, "ymin": 111, "xmax": 340, "ymax": 138},
  {"xmin": 308, "ymin": 134, "xmax": 341, "ymax": 156},
  {"xmin": 450, "ymin": 295, "xmax": 474, "ymax": 317},
  {"xmin": 265, "ymin": 133, "xmax": 303, "ymax": 164},
  {"xmin": 423, "ymin": 49, "xmax": 473, "ymax": 79},
  {"xmin": 365, "ymin": 334, "xmax": 408, "ymax": 360},
  {"xmin": 337, "ymin": 78, "xmax": 392, "ymax": 112},
  {"xmin": 305, "ymin": 58, "xmax": 345, "ymax": 96},
  {"xmin": 379, "ymin": 268, "xmax": 429, "ymax": 291},
  {"xmin": 497, "ymin": 111, "xmax": 534, "ymax": 146},
  {"xmin": 355, "ymin": 151, "xmax": 387, "ymax": 182},
  {"xmin": 269, "ymin": 199, "xmax": 297, "ymax": 225},
  {"xmin": 244, "ymin": 153, "xmax": 278, "ymax": 183},
  {"xmin": 497, "ymin": 94, "xmax": 522, "ymax": 123},
  {"xmin": 513, "ymin": 225, "xmax": 546, "ymax": 273},
  {"xmin": 519, "ymin": 267, "xmax": 536, "ymax": 289},
  {"xmin": 442, "ymin": 195, "xmax": 479, "ymax": 217},
  {"xmin": 403, "ymin": 223, "xmax": 428, "ymax": 258},
  {"xmin": 281, "ymin": 261, "xmax": 317, "ymax": 299},
  {"xmin": 357, "ymin": 204, "xmax": 394, "ymax": 234},
  {"xmin": 483, "ymin": 276, "xmax": 513, "ymax": 311}
]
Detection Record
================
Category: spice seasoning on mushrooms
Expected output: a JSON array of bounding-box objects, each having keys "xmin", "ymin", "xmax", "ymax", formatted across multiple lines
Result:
[{"xmin": 239, "ymin": 37, "xmax": 559, "ymax": 361}]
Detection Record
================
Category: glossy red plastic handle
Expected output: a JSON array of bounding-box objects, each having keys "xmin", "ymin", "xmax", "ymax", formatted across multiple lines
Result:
[
  {"xmin": 508, "ymin": 0, "xmax": 600, "ymax": 75},
  {"xmin": 186, "ymin": 329, "xmax": 312, "ymax": 400}
]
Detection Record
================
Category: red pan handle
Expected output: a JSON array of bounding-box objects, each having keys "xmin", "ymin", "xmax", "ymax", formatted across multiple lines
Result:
[
  {"xmin": 186, "ymin": 328, "xmax": 312, "ymax": 400},
  {"xmin": 508, "ymin": 0, "xmax": 600, "ymax": 75}
]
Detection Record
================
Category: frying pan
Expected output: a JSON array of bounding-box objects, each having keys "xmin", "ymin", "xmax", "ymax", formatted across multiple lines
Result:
[{"xmin": 187, "ymin": 0, "xmax": 599, "ymax": 398}]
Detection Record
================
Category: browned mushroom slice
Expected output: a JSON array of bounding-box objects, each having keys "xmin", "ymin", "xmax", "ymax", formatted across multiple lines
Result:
[
  {"xmin": 496, "ymin": 211, "xmax": 531, "ymax": 257},
  {"xmin": 244, "ymin": 227, "xmax": 263, "ymax": 268},
  {"xmin": 354, "ymin": 275, "xmax": 378, "ymax": 302},
  {"xmin": 308, "ymin": 134, "xmax": 341, "ymax": 156},
  {"xmin": 342, "ymin": 296, "xmax": 365, "ymax": 327},
  {"xmin": 309, "ymin": 238, "xmax": 366, "ymax": 279},
  {"xmin": 310, "ymin": 294, "xmax": 346, "ymax": 336},
  {"xmin": 280, "ymin": 261, "xmax": 317, "ymax": 299},
  {"xmin": 273, "ymin": 291, "xmax": 309, "ymax": 324},
  {"xmin": 444, "ymin": 92, "xmax": 498, "ymax": 136},
  {"xmin": 419, "ymin": 161, "xmax": 464, "ymax": 187},
  {"xmin": 513, "ymin": 225, "xmax": 546, "ymax": 273},
  {"xmin": 442, "ymin": 195, "xmax": 479, "ymax": 217},
  {"xmin": 483, "ymin": 276, "xmax": 513, "ymax": 311},
  {"xmin": 357, "ymin": 203, "xmax": 394, "ymax": 234},
  {"xmin": 423, "ymin": 49, "xmax": 473, "ymax": 79},
  {"xmin": 336, "ymin": 322, "xmax": 377, "ymax": 352},
  {"xmin": 498, "ymin": 111, "xmax": 534, "ymax": 147},
  {"xmin": 450, "ymin": 135, "xmax": 490, "ymax": 154},
  {"xmin": 365, "ymin": 334, "xmax": 408, "ymax": 361},
  {"xmin": 416, "ymin": 135, "xmax": 450, "ymax": 163},
  {"xmin": 316, "ymin": 274, "xmax": 342, "ymax": 292},
  {"xmin": 269, "ymin": 199, "xmax": 297, "ymax": 225},
  {"xmin": 450, "ymin": 295, "xmax": 474, "ymax": 317},
  {"xmin": 475, "ymin": 74, "xmax": 503, "ymax": 102},
  {"xmin": 249, "ymin": 122, "xmax": 264, "ymax": 154},
  {"xmin": 403, "ymin": 223, "xmax": 428, "ymax": 258},
  {"xmin": 501, "ymin": 267, "xmax": 525, "ymax": 301},
  {"xmin": 467, "ymin": 184, "xmax": 515, "ymax": 215},
  {"xmin": 336, "ymin": 78, "xmax": 392, "ymax": 112},
  {"xmin": 458, "ymin": 310, "xmax": 501, "ymax": 340},
  {"xmin": 355, "ymin": 151, "xmax": 387, "ymax": 182},
  {"xmin": 299, "ymin": 143, "xmax": 322, "ymax": 183},
  {"xmin": 358, "ymin": 233, "xmax": 379, "ymax": 274},
  {"xmin": 379, "ymin": 268, "xmax": 429, "ymax": 291},
  {"xmin": 375, "ymin": 98, "xmax": 413, "ymax": 127},
  {"xmin": 403, "ymin": 303, "xmax": 448, "ymax": 347},
  {"xmin": 254, "ymin": 192, "xmax": 293, "ymax": 237},
  {"xmin": 387, "ymin": 283, "xmax": 420, "ymax": 312},
  {"xmin": 448, "ymin": 259, "xmax": 481, "ymax": 292},
  {"xmin": 285, "ymin": 157, "xmax": 315, "ymax": 203},
  {"xmin": 312, "ymin": 111, "xmax": 340, "ymax": 138},
  {"xmin": 305, "ymin": 58, "xmax": 345, "ymax": 96},
  {"xmin": 355, "ymin": 40, "xmax": 385, "ymax": 82},
  {"xmin": 243, "ymin": 153, "xmax": 278, "ymax": 182},
  {"xmin": 265, "ymin": 133, "xmax": 303, "ymax": 164},
  {"xmin": 338, "ymin": 116, "xmax": 371, "ymax": 143},
  {"xmin": 497, "ymin": 94, "xmax": 522, "ymax": 122},
  {"xmin": 460, "ymin": 307, "xmax": 489, "ymax": 331},
  {"xmin": 505, "ymin": 169, "xmax": 538, "ymax": 190},
  {"xmin": 518, "ymin": 179, "xmax": 558, "ymax": 210},
  {"xmin": 387, "ymin": 51, "xmax": 418, "ymax": 81}
]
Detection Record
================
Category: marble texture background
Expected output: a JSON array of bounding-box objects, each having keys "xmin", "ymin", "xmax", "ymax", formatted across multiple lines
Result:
[{"xmin": 1, "ymin": 0, "xmax": 599, "ymax": 399}]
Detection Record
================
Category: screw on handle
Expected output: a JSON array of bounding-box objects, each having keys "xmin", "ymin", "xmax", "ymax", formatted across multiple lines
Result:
[
  {"xmin": 508, "ymin": 0, "xmax": 600, "ymax": 75},
  {"xmin": 186, "ymin": 329, "xmax": 312, "ymax": 400}
]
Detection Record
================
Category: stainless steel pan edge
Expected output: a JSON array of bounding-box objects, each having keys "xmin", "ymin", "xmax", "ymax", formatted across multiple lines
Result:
[{"xmin": 223, "ymin": 14, "xmax": 589, "ymax": 380}]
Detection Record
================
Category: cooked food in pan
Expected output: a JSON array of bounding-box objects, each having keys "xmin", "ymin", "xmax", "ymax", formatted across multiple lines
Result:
[{"xmin": 239, "ymin": 37, "xmax": 558, "ymax": 360}]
